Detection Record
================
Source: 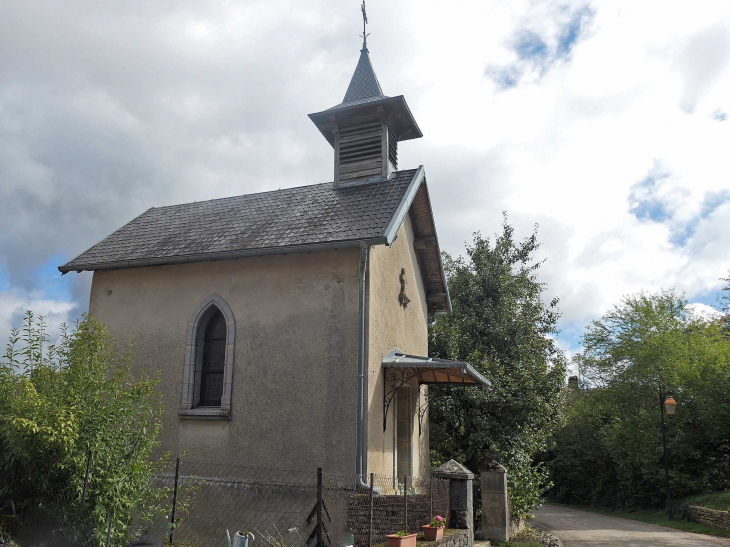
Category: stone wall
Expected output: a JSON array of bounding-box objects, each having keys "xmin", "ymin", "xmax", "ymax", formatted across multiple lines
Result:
[
  {"xmin": 687, "ymin": 505, "xmax": 730, "ymax": 530},
  {"xmin": 429, "ymin": 529, "xmax": 470, "ymax": 547},
  {"xmin": 347, "ymin": 488, "xmax": 451, "ymax": 547}
]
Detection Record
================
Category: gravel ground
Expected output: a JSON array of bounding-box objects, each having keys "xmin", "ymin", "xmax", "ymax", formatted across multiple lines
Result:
[{"xmin": 532, "ymin": 504, "xmax": 730, "ymax": 547}]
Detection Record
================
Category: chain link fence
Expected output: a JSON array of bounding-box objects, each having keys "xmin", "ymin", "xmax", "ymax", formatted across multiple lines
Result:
[
  {"xmin": 0, "ymin": 455, "xmax": 174, "ymax": 547},
  {"xmin": 170, "ymin": 462, "xmax": 449, "ymax": 547},
  {"xmin": 1, "ymin": 456, "xmax": 450, "ymax": 547}
]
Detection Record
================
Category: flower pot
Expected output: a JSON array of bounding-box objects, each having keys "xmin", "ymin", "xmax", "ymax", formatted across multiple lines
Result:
[
  {"xmin": 386, "ymin": 533, "xmax": 418, "ymax": 547},
  {"xmin": 422, "ymin": 525, "xmax": 445, "ymax": 541}
]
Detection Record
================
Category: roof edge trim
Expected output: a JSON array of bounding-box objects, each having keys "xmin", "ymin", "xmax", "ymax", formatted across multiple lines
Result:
[
  {"xmin": 58, "ymin": 237, "xmax": 388, "ymax": 274},
  {"xmin": 383, "ymin": 166, "xmax": 425, "ymax": 246},
  {"xmin": 419, "ymin": 181, "xmax": 453, "ymax": 316}
]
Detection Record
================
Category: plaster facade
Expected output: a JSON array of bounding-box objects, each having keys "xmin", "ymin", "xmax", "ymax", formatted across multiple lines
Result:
[
  {"xmin": 89, "ymin": 248, "xmax": 360, "ymax": 472},
  {"xmin": 365, "ymin": 214, "xmax": 430, "ymax": 479},
  {"xmin": 88, "ymin": 214, "xmax": 431, "ymax": 478}
]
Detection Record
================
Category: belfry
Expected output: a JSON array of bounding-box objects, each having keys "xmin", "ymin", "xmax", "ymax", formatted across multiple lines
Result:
[{"xmin": 308, "ymin": 2, "xmax": 422, "ymax": 186}]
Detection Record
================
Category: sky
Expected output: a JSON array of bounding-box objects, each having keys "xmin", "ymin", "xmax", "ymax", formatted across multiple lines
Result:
[{"xmin": 1, "ymin": 0, "xmax": 729, "ymax": 357}]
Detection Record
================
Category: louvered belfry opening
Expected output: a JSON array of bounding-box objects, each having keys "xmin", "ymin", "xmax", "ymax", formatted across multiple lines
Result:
[
  {"xmin": 335, "ymin": 121, "xmax": 396, "ymax": 185},
  {"xmin": 307, "ymin": 42, "xmax": 422, "ymax": 187},
  {"xmin": 388, "ymin": 125, "xmax": 398, "ymax": 170}
]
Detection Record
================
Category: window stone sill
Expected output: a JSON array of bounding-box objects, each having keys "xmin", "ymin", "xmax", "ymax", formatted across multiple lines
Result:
[{"xmin": 178, "ymin": 408, "xmax": 231, "ymax": 420}]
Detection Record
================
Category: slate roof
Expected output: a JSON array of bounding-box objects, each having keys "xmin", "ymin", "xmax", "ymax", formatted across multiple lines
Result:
[
  {"xmin": 329, "ymin": 47, "xmax": 388, "ymax": 111},
  {"xmin": 59, "ymin": 169, "xmax": 421, "ymax": 273}
]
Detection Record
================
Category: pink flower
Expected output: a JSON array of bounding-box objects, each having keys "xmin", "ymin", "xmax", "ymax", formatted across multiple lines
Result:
[{"xmin": 436, "ymin": 516, "xmax": 443, "ymax": 522}]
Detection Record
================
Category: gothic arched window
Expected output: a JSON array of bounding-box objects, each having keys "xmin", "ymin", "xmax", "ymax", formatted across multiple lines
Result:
[
  {"xmin": 180, "ymin": 294, "xmax": 235, "ymax": 418},
  {"xmin": 199, "ymin": 309, "xmax": 226, "ymax": 406}
]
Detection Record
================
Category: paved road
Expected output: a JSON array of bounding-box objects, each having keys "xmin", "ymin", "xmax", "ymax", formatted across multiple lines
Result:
[{"xmin": 531, "ymin": 504, "xmax": 730, "ymax": 547}]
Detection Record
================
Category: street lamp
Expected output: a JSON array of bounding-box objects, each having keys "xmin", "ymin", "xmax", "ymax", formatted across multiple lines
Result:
[{"xmin": 660, "ymin": 387, "xmax": 677, "ymax": 519}]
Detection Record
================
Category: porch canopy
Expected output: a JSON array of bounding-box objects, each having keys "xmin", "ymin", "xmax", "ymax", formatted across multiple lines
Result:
[
  {"xmin": 381, "ymin": 350, "xmax": 490, "ymax": 431},
  {"xmin": 382, "ymin": 350, "xmax": 490, "ymax": 387}
]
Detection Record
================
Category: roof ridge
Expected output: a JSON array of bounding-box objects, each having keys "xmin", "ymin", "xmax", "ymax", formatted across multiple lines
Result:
[
  {"xmin": 148, "ymin": 181, "xmax": 334, "ymax": 211},
  {"xmin": 145, "ymin": 169, "xmax": 419, "ymax": 212},
  {"xmin": 59, "ymin": 169, "xmax": 421, "ymax": 273}
]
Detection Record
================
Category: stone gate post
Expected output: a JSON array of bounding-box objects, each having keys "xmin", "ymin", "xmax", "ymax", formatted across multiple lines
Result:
[
  {"xmin": 480, "ymin": 462, "xmax": 509, "ymax": 542},
  {"xmin": 432, "ymin": 459, "xmax": 474, "ymax": 546}
]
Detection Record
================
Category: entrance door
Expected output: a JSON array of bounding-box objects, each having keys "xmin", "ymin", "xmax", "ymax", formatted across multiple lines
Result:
[{"xmin": 396, "ymin": 386, "xmax": 414, "ymax": 480}]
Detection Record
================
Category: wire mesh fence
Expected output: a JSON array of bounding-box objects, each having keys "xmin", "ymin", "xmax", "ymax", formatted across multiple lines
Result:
[
  {"xmin": 171, "ymin": 462, "xmax": 450, "ymax": 547},
  {"xmin": 0, "ymin": 458, "xmax": 112, "ymax": 547},
  {"xmin": 0, "ymin": 456, "xmax": 450, "ymax": 547}
]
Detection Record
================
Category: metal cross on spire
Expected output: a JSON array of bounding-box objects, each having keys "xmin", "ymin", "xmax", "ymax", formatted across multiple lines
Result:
[{"xmin": 360, "ymin": 0, "xmax": 370, "ymax": 50}]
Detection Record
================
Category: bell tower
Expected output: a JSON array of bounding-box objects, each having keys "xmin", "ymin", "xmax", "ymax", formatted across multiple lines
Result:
[{"xmin": 308, "ymin": 3, "xmax": 422, "ymax": 187}]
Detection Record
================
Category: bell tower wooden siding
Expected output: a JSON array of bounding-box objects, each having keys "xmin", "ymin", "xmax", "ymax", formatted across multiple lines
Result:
[{"xmin": 334, "ymin": 122, "xmax": 398, "ymax": 186}]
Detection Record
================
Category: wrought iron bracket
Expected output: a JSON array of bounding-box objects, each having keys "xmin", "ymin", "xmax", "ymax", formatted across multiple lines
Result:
[
  {"xmin": 417, "ymin": 387, "xmax": 429, "ymax": 437},
  {"xmin": 383, "ymin": 367, "xmax": 418, "ymax": 431}
]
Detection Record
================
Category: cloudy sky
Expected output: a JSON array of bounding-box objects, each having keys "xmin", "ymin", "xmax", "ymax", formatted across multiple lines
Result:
[{"xmin": 1, "ymin": 0, "xmax": 729, "ymax": 355}]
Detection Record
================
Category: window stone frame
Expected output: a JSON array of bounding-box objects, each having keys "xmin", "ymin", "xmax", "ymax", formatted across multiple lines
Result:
[{"xmin": 179, "ymin": 294, "xmax": 235, "ymax": 420}]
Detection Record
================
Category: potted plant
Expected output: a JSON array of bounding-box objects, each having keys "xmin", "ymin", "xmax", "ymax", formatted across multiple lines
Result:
[
  {"xmin": 422, "ymin": 515, "xmax": 446, "ymax": 541},
  {"xmin": 386, "ymin": 530, "xmax": 418, "ymax": 547}
]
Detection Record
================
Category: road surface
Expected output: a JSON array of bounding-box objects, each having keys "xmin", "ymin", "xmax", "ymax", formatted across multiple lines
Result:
[{"xmin": 531, "ymin": 504, "xmax": 730, "ymax": 547}]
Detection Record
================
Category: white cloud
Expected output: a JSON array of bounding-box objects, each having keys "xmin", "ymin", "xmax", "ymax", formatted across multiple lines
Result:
[
  {"xmin": 0, "ymin": 289, "xmax": 75, "ymax": 347},
  {"xmin": 1, "ymin": 0, "xmax": 729, "ymax": 355},
  {"xmin": 687, "ymin": 302, "xmax": 723, "ymax": 320}
]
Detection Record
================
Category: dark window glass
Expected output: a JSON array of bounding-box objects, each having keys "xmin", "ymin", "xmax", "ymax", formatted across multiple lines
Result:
[{"xmin": 199, "ymin": 309, "xmax": 226, "ymax": 406}]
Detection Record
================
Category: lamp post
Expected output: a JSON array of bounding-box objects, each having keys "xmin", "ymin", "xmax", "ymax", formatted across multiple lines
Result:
[{"xmin": 659, "ymin": 386, "xmax": 677, "ymax": 519}]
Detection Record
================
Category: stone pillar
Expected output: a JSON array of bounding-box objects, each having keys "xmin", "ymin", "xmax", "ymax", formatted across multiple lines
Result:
[
  {"xmin": 432, "ymin": 459, "xmax": 474, "ymax": 546},
  {"xmin": 481, "ymin": 462, "xmax": 509, "ymax": 542}
]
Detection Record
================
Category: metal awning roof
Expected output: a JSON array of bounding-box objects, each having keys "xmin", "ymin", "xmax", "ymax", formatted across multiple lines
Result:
[{"xmin": 382, "ymin": 350, "xmax": 490, "ymax": 388}]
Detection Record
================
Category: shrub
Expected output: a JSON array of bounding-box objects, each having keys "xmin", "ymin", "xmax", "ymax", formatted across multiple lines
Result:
[
  {"xmin": 0, "ymin": 312, "xmax": 172, "ymax": 546},
  {"xmin": 548, "ymin": 290, "xmax": 730, "ymax": 509}
]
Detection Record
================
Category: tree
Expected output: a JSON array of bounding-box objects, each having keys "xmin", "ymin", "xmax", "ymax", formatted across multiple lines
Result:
[
  {"xmin": 720, "ymin": 274, "xmax": 730, "ymax": 329},
  {"xmin": 0, "ymin": 312, "xmax": 172, "ymax": 546},
  {"xmin": 428, "ymin": 216, "xmax": 567, "ymax": 518},
  {"xmin": 549, "ymin": 290, "xmax": 730, "ymax": 509}
]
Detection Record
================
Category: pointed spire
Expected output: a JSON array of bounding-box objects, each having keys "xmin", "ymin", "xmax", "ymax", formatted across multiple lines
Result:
[
  {"xmin": 338, "ymin": 48, "xmax": 387, "ymax": 107},
  {"xmin": 308, "ymin": 3, "xmax": 422, "ymax": 150},
  {"xmin": 327, "ymin": 1, "xmax": 387, "ymax": 111}
]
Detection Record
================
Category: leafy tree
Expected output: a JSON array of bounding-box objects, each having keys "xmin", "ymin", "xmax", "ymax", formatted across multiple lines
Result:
[
  {"xmin": 549, "ymin": 290, "xmax": 730, "ymax": 509},
  {"xmin": 720, "ymin": 274, "xmax": 730, "ymax": 329},
  {"xmin": 0, "ymin": 312, "xmax": 172, "ymax": 546},
  {"xmin": 428, "ymin": 217, "xmax": 567, "ymax": 518}
]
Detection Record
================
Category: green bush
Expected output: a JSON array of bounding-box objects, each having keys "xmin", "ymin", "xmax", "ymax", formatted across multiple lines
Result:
[
  {"xmin": 0, "ymin": 312, "xmax": 172, "ymax": 546},
  {"xmin": 548, "ymin": 290, "xmax": 730, "ymax": 510}
]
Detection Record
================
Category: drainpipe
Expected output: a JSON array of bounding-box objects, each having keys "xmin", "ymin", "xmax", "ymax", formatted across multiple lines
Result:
[{"xmin": 356, "ymin": 244, "xmax": 369, "ymax": 489}]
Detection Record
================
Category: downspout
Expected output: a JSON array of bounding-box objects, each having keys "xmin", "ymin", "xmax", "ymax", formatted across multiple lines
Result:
[{"xmin": 356, "ymin": 244, "xmax": 369, "ymax": 489}]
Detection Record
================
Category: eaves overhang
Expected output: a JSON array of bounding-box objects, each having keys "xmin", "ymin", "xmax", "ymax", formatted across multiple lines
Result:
[
  {"xmin": 382, "ymin": 166, "xmax": 452, "ymax": 316},
  {"xmin": 308, "ymin": 95, "xmax": 423, "ymax": 148},
  {"xmin": 57, "ymin": 237, "xmax": 387, "ymax": 274}
]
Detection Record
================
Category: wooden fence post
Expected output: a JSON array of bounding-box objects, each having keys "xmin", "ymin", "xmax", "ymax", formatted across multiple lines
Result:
[
  {"xmin": 105, "ymin": 511, "xmax": 113, "ymax": 547},
  {"xmin": 81, "ymin": 450, "xmax": 92, "ymax": 506},
  {"xmin": 169, "ymin": 457, "xmax": 181, "ymax": 545},
  {"xmin": 430, "ymin": 477, "xmax": 433, "ymax": 520},
  {"xmin": 368, "ymin": 473, "xmax": 374, "ymax": 547},
  {"xmin": 317, "ymin": 468, "xmax": 323, "ymax": 547},
  {"xmin": 403, "ymin": 475, "xmax": 408, "ymax": 534}
]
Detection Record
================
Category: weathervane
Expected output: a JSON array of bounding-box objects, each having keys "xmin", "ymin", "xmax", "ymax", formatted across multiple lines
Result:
[{"xmin": 360, "ymin": 0, "xmax": 370, "ymax": 50}]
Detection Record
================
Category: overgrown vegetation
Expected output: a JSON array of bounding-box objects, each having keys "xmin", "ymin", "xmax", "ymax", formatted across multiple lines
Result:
[
  {"xmin": 681, "ymin": 491, "xmax": 730, "ymax": 512},
  {"xmin": 429, "ymin": 217, "xmax": 567, "ymax": 519},
  {"xmin": 0, "ymin": 312, "xmax": 172, "ymax": 546},
  {"xmin": 549, "ymin": 288, "xmax": 730, "ymax": 510},
  {"xmin": 496, "ymin": 527, "xmax": 561, "ymax": 547}
]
